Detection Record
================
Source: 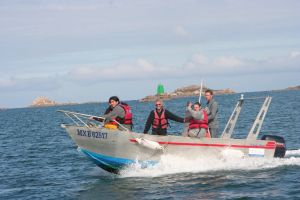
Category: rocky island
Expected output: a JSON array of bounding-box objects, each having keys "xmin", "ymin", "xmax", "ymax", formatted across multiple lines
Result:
[
  {"xmin": 272, "ymin": 85, "xmax": 300, "ymax": 92},
  {"xmin": 30, "ymin": 96, "xmax": 77, "ymax": 107},
  {"xmin": 30, "ymin": 96, "xmax": 57, "ymax": 107},
  {"xmin": 284, "ymin": 85, "xmax": 300, "ymax": 90},
  {"xmin": 140, "ymin": 84, "xmax": 235, "ymax": 102}
]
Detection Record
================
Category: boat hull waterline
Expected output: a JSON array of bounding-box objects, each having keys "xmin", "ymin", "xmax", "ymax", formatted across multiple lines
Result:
[{"xmin": 62, "ymin": 124, "xmax": 283, "ymax": 174}]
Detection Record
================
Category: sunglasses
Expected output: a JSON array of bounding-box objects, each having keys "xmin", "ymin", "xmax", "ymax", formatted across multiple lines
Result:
[{"xmin": 156, "ymin": 104, "xmax": 161, "ymax": 106}]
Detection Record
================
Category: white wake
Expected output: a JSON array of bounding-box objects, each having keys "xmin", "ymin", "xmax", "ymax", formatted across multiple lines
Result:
[
  {"xmin": 119, "ymin": 149, "xmax": 300, "ymax": 178},
  {"xmin": 285, "ymin": 149, "xmax": 300, "ymax": 157}
]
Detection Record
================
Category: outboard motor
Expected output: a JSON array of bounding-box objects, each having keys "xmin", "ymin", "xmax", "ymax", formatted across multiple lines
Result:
[{"xmin": 261, "ymin": 135, "xmax": 286, "ymax": 158}]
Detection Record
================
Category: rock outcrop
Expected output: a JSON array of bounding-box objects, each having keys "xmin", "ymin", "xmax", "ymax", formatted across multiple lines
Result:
[
  {"xmin": 31, "ymin": 96, "xmax": 58, "ymax": 107},
  {"xmin": 140, "ymin": 85, "xmax": 235, "ymax": 102},
  {"xmin": 30, "ymin": 96, "xmax": 78, "ymax": 107},
  {"xmin": 140, "ymin": 93, "xmax": 172, "ymax": 102},
  {"xmin": 285, "ymin": 85, "xmax": 300, "ymax": 90},
  {"xmin": 272, "ymin": 85, "xmax": 300, "ymax": 92}
]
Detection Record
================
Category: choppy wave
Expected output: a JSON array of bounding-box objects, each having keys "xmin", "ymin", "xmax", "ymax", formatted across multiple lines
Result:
[{"xmin": 120, "ymin": 149, "xmax": 300, "ymax": 178}]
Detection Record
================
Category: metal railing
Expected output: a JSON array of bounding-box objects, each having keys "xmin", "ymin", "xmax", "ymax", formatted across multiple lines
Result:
[
  {"xmin": 220, "ymin": 95, "xmax": 272, "ymax": 140},
  {"xmin": 58, "ymin": 110, "xmax": 129, "ymax": 131}
]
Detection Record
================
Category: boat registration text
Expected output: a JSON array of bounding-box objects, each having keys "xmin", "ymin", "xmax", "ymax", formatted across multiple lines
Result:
[{"xmin": 77, "ymin": 129, "xmax": 107, "ymax": 139}]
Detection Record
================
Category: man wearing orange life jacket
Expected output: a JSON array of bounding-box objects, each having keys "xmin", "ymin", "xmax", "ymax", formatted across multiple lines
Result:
[
  {"xmin": 91, "ymin": 96, "xmax": 133, "ymax": 130},
  {"xmin": 185, "ymin": 102, "xmax": 209, "ymax": 138},
  {"xmin": 143, "ymin": 100, "xmax": 184, "ymax": 135}
]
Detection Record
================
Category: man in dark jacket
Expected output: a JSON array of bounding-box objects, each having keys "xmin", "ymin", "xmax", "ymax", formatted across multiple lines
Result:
[
  {"xmin": 205, "ymin": 90, "xmax": 219, "ymax": 138},
  {"xmin": 143, "ymin": 99, "xmax": 184, "ymax": 135}
]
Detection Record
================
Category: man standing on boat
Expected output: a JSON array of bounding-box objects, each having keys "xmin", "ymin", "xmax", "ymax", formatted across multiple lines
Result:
[
  {"xmin": 90, "ymin": 96, "xmax": 133, "ymax": 130},
  {"xmin": 143, "ymin": 99, "xmax": 184, "ymax": 135},
  {"xmin": 205, "ymin": 90, "xmax": 219, "ymax": 138}
]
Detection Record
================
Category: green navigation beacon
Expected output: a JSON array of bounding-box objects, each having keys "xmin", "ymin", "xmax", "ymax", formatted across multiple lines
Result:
[{"xmin": 157, "ymin": 84, "xmax": 165, "ymax": 95}]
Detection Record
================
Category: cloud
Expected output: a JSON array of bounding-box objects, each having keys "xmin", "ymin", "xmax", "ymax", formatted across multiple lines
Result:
[
  {"xmin": 191, "ymin": 54, "xmax": 209, "ymax": 65},
  {"xmin": 0, "ymin": 77, "xmax": 15, "ymax": 87},
  {"xmin": 174, "ymin": 26, "xmax": 189, "ymax": 37},
  {"xmin": 69, "ymin": 59, "xmax": 161, "ymax": 82},
  {"xmin": 1, "ymin": 51, "xmax": 299, "ymax": 92},
  {"xmin": 0, "ymin": 76, "xmax": 61, "ymax": 92},
  {"xmin": 67, "ymin": 51, "xmax": 300, "ymax": 85},
  {"xmin": 184, "ymin": 53, "xmax": 208, "ymax": 70},
  {"xmin": 46, "ymin": 4, "xmax": 98, "ymax": 12},
  {"xmin": 212, "ymin": 56, "xmax": 244, "ymax": 67},
  {"xmin": 184, "ymin": 54, "xmax": 245, "ymax": 74},
  {"xmin": 290, "ymin": 51, "xmax": 300, "ymax": 58}
]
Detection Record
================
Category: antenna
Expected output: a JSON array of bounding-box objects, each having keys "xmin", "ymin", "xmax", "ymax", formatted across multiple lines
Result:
[{"xmin": 199, "ymin": 80, "xmax": 203, "ymax": 103}]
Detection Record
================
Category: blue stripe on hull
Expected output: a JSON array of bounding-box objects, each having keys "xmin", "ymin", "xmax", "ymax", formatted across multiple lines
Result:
[
  {"xmin": 249, "ymin": 154, "xmax": 265, "ymax": 157},
  {"xmin": 79, "ymin": 148, "xmax": 157, "ymax": 173}
]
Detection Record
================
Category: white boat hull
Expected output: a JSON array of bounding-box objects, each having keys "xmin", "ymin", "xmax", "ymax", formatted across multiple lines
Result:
[{"xmin": 62, "ymin": 124, "xmax": 282, "ymax": 173}]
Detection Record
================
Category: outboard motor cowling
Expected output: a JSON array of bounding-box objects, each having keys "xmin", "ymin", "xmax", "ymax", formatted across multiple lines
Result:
[{"xmin": 261, "ymin": 135, "xmax": 286, "ymax": 158}]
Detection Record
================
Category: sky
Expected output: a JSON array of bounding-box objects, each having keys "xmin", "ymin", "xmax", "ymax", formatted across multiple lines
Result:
[{"xmin": 0, "ymin": 0, "xmax": 300, "ymax": 108}]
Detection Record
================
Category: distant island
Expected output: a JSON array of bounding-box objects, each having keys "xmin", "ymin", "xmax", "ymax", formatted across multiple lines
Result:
[
  {"xmin": 140, "ymin": 84, "xmax": 235, "ymax": 102},
  {"xmin": 283, "ymin": 85, "xmax": 300, "ymax": 90},
  {"xmin": 28, "ymin": 84, "xmax": 299, "ymax": 107},
  {"xmin": 30, "ymin": 96, "xmax": 77, "ymax": 107},
  {"xmin": 271, "ymin": 85, "xmax": 300, "ymax": 92}
]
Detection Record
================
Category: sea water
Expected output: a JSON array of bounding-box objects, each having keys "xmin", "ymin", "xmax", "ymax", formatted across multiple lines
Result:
[{"xmin": 1, "ymin": 90, "xmax": 300, "ymax": 199}]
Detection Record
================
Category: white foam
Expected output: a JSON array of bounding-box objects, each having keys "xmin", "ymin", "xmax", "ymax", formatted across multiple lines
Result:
[
  {"xmin": 119, "ymin": 151, "xmax": 300, "ymax": 178},
  {"xmin": 285, "ymin": 149, "xmax": 300, "ymax": 156}
]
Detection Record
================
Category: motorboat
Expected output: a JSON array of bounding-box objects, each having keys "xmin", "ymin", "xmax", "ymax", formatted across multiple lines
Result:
[{"xmin": 59, "ymin": 95, "xmax": 286, "ymax": 174}]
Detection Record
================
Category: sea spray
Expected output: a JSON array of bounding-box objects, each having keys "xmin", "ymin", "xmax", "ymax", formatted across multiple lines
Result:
[
  {"xmin": 119, "ymin": 149, "xmax": 300, "ymax": 178},
  {"xmin": 285, "ymin": 149, "xmax": 300, "ymax": 157}
]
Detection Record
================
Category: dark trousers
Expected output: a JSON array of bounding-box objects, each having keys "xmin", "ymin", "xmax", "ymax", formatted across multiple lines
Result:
[
  {"xmin": 209, "ymin": 127, "xmax": 218, "ymax": 138},
  {"xmin": 152, "ymin": 128, "xmax": 167, "ymax": 135}
]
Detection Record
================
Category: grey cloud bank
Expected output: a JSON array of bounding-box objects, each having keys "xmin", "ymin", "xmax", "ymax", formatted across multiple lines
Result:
[{"xmin": 0, "ymin": 0, "xmax": 300, "ymax": 107}]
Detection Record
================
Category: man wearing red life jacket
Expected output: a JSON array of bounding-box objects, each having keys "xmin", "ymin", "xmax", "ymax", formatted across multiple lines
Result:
[
  {"xmin": 91, "ymin": 96, "xmax": 133, "ymax": 130},
  {"xmin": 185, "ymin": 102, "xmax": 209, "ymax": 138},
  {"xmin": 143, "ymin": 100, "xmax": 184, "ymax": 135}
]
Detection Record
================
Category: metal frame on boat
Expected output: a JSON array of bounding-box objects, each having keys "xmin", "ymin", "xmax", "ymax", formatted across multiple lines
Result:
[{"xmin": 59, "ymin": 95, "xmax": 286, "ymax": 174}]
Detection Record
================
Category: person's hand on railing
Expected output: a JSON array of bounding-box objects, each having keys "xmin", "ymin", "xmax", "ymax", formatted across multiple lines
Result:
[{"xmin": 90, "ymin": 116, "xmax": 104, "ymax": 122}]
